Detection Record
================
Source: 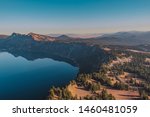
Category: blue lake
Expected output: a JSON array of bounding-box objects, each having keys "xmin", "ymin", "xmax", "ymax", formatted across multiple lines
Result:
[{"xmin": 0, "ymin": 52, "xmax": 78, "ymax": 100}]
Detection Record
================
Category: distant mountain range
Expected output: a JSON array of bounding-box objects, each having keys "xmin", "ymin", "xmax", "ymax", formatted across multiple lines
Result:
[
  {"xmin": 55, "ymin": 35, "xmax": 73, "ymax": 40},
  {"xmin": 6, "ymin": 32, "xmax": 55, "ymax": 42},
  {"xmin": 2, "ymin": 32, "xmax": 73, "ymax": 42},
  {"xmin": 94, "ymin": 31, "xmax": 150, "ymax": 45},
  {"xmin": 0, "ymin": 35, "xmax": 8, "ymax": 39},
  {"xmin": 0, "ymin": 31, "xmax": 150, "ymax": 45},
  {"xmin": 48, "ymin": 33, "xmax": 102, "ymax": 38}
]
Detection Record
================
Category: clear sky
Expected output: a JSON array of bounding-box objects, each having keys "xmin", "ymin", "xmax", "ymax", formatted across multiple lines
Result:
[{"xmin": 0, "ymin": 0, "xmax": 150, "ymax": 34}]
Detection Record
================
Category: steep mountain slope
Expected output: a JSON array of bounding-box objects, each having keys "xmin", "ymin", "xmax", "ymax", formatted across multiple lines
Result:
[
  {"xmin": 28, "ymin": 32, "xmax": 55, "ymax": 41},
  {"xmin": 0, "ymin": 33, "xmax": 111, "ymax": 73},
  {"xmin": 6, "ymin": 32, "xmax": 55, "ymax": 42}
]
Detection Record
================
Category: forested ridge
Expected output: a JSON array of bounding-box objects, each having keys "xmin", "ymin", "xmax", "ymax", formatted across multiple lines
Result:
[{"xmin": 49, "ymin": 45, "xmax": 150, "ymax": 100}]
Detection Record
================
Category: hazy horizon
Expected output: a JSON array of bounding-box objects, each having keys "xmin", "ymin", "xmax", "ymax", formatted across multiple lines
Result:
[
  {"xmin": 1, "ymin": 30, "xmax": 150, "ymax": 36},
  {"xmin": 0, "ymin": 0, "xmax": 150, "ymax": 35}
]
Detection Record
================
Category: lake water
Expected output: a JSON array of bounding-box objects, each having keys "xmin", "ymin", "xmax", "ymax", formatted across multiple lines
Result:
[{"xmin": 0, "ymin": 52, "xmax": 78, "ymax": 100}]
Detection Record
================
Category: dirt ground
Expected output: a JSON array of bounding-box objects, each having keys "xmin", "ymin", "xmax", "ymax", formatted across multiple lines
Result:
[
  {"xmin": 68, "ymin": 84, "xmax": 92, "ymax": 99},
  {"xmin": 107, "ymin": 88, "xmax": 140, "ymax": 100}
]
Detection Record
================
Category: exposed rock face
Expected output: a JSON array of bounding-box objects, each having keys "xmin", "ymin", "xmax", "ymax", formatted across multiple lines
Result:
[
  {"xmin": 6, "ymin": 32, "xmax": 55, "ymax": 42},
  {"xmin": 28, "ymin": 32, "xmax": 55, "ymax": 41}
]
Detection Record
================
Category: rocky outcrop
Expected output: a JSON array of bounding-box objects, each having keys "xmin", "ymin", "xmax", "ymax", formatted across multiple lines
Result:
[{"xmin": 28, "ymin": 32, "xmax": 55, "ymax": 41}]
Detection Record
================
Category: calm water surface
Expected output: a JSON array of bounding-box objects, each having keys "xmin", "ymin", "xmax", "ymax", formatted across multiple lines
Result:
[{"xmin": 0, "ymin": 52, "xmax": 78, "ymax": 100}]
